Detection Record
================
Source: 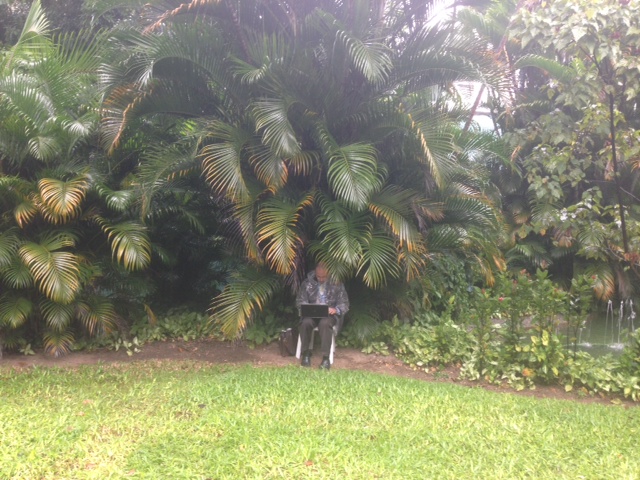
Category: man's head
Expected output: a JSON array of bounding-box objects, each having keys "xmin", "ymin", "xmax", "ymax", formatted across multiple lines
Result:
[{"xmin": 315, "ymin": 262, "xmax": 329, "ymax": 283}]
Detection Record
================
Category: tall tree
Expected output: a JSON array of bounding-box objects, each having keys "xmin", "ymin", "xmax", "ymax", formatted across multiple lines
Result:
[{"xmin": 503, "ymin": 0, "xmax": 640, "ymax": 299}]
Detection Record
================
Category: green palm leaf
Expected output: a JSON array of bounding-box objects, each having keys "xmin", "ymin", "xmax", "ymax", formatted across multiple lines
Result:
[
  {"xmin": 209, "ymin": 268, "xmax": 280, "ymax": 338},
  {"xmin": 249, "ymin": 143, "xmax": 288, "ymax": 190},
  {"xmin": 95, "ymin": 184, "xmax": 134, "ymax": 213},
  {"xmin": 256, "ymin": 193, "xmax": 313, "ymax": 275},
  {"xmin": 0, "ymin": 0, "xmax": 50, "ymax": 74},
  {"xmin": 251, "ymin": 98, "xmax": 300, "ymax": 158},
  {"xmin": 200, "ymin": 122, "xmax": 252, "ymax": 201},
  {"xmin": 40, "ymin": 299, "xmax": 74, "ymax": 332},
  {"xmin": 1, "ymin": 256, "xmax": 34, "ymax": 289},
  {"xmin": 0, "ymin": 230, "xmax": 20, "ymax": 269},
  {"xmin": 327, "ymin": 143, "xmax": 382, "ymax": 210},
  {"xmin": 0, "ymin": 293, "xmax": 33, "ymax": 328},
  {"xmin": 334, "ymin": 30, "xmax": 392, "ymax": 85},
  {"xmin": 358, "ymin": 232, "xmax": 401, "ymax": 289},
  {"xmin": 19, "ymin": 234, "xmax": 80, "ymax": 304},
  {"xmin": 313, "ymin": 195, "xmax": 370, "ymax": 269},
  {"xmin": 98, "ymin": 220, "xmax": 151, "ymax": 271}
]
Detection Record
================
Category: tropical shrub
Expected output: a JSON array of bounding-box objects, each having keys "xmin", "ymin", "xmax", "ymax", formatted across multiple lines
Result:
[
  {"xmin": 95, "ymin": 0, "xmax": 507, "ymax": 338},
  {"xmin": 0, "ymin": 1, "xmax": 151, "ymax": 356}
]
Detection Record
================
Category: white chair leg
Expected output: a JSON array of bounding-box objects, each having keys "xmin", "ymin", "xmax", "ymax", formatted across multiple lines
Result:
[
  {"xmin": 329, "ymin": 326, "xmax": 337, "ymax": 364},
  {"xmin": 295, "ymin": 334, "xmax": 302, "ymax": 359}
]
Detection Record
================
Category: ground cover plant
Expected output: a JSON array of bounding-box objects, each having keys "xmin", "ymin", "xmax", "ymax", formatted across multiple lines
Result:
[{"xmin": 1, "ymin": 361, "xmax": 639, "ymax": 479}]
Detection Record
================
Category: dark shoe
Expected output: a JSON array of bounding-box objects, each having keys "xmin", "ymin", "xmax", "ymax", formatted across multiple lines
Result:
[
  {"xmin": 301, "ymin": 351, "xmax": 311, "ymax": 367},
  {"xmin": 319, "ymin": 357, "xmax": 331, "ymax": 370}
]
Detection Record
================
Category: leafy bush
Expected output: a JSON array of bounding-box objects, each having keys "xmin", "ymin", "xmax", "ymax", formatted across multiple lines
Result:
[{"xmin": 369, "ymin": 313, "xmax": 474, "ymax": 371}]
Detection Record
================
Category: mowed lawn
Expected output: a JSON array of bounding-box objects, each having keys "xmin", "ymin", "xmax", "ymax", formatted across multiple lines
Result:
[{"xmin": 1, "ymin": 361, "xmax": 638, "ymax": 479}]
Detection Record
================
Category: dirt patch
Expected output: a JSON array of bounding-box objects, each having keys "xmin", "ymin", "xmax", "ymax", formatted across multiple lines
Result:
[{"xmin": 0, "ymin": 338, "xmax": 634, "ymax": 407}]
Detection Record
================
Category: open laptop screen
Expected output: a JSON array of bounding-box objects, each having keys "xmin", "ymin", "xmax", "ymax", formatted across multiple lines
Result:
[{"xmin": 300, "ymin": 303, "xmax": 329, "ymax": 318}]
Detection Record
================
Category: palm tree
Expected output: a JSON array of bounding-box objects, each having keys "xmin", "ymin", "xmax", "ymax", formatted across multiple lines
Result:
[
  {"xmin": 0, "ymin": 0, "xmax": 152, "ymax": 356},
  {"xmin": 97, "ymin": 0, "xmax": 507, "ymax": 337}
]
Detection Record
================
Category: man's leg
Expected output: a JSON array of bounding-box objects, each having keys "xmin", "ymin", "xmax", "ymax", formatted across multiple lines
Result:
[
  {"xmin": 318, "ymin": 316, "xmax": 336, "ymax": 369},
  {"xmin": 299, "ymin": 317, "xmax": 315, "ymax": 366}
]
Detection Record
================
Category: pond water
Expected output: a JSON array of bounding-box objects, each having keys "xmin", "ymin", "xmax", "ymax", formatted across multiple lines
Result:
[{"xmin": 571, "ymin": 300, "xmax": 636, "ymax": 357}]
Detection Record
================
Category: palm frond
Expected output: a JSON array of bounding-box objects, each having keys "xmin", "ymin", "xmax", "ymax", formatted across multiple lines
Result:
[
  {"xmin": 0, "ymin": 230, "xmax": 21, "ymax": 269},
  {"xmin": 200, "ymin": 122, "xmax": 252, "ymax": 201},
  {"xmin": 256, "ymin": 193, "xmax": 313, "ymax": 275},
  {"xmin": 40, "ymin": 299, "xmax": 75, "ymax": 332},
  {"xmin": 43, "ymin": 328, "xmax": 74, "ymax": 357},
  {"xmin": 1, "ymin": 256, "xmax": 34, "ymax": 289},
  {"xmin": 19, "ymin": 235, "xmax": 80, "ymax": 304},
  {"xmin": 76, "ymin": 296, "xmax": 117, "ymax": 335},
  {"xmin": 514, "ymin": 55, "xmax": 575, "ymax": 83},
  {"xmin": 369, "ymin": 185, "xmax": 421, "ymax": 249},
  {"xmin": 0, "ymin": 0, "xmax": 50, "ymax": 74},
  {"xmin": 249, "ymin": 143, "xmax": 288, "ymax": 190},
  {"xmin": 251, "ymin": 98, "xmax": 300, "ymax": 158},
  {"xmin": 38, "ymin": 174, "xmax": 90, "ymax": 224},
  {"xmin": 583, "ymin": 263, "xmax": 616, "ymax": 301},
  {"xmin": 0, "ymin": 293, "xmax": 33, "ymax": 328},
  {"xmin": 14, "ymin": 196, "xmax": 39, "ymax": 228},
  {"xmin": 95, "ymin": 184, "xmax": 134, "ymax": 213},
  {"xmin": 334, "ymin": 30, "xmax": 392, "ymax": 85},
  {"xmin": 209, "ymin": 268, "xmax": 280, "ymax": 338},
  {"xmin": 358, "ymin": 232, "xmax": 401, "ymax": 289},
  {"xmin": 312, "ymin": 195, "xmax": 370, "ymax": 269},
  {"xmin": 98, "ymin": 220, "xmax": 152, "ymax": 271},
  {"xmin": 327, "ymin": 143, "xmax": 382, "ymax": 210}
]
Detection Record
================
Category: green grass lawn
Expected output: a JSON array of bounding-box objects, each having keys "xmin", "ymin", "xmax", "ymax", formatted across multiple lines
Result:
[{"xmin": 1, "ymin": 361, "xmax": 638, "ymax": 479}]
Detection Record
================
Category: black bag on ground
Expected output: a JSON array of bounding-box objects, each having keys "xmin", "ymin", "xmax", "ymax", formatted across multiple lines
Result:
[{"xmin": 278, "ymin": 327, "xmax": 297, "ymax": 356}]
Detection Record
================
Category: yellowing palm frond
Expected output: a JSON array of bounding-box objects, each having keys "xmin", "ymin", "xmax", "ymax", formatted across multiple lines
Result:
[
  {"xmin": 98, "ymin": 220, "xmax": 151, "ymax": 271},
  {"xmin": 14, "ymin": 196, "xmax": 39, "ymax": 227},
  {"xmin": 200, "ymin": 122, "xmax": 252, "ymax": 201},
  {"xmin": 43, "ymin": 328, "xmax": 74, "ymax": 357},
  {"xmin": 38, "ymin": 174, "xmax": 90, "ymax": 224},
  {"xmin": 369, "ymin": 185, "xmax": 421, "ymax": 250},
  {"xmin": 256, "ymin": 193, "xmax": 313, "ymax": 275},
  {"xmin": 18, "ymin": 236, "xmax": 80, "ymax": 305},
  {"xmin": 76, "ymin": 297, "xmax": 117, "ymax": 335},
  {"xmin": 209, "ymin": 268, "xmax": 280, "ymax": 338}
]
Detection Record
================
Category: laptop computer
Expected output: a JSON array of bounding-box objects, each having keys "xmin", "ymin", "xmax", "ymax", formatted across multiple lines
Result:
[{"xmin": 299, "ymin": 303, "xmax": 330, "ymax": 318}]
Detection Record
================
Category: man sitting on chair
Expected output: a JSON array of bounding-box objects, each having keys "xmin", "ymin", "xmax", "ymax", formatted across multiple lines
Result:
[{"xmin": 296, "ymin": 262, "xmax": 349, "ymax": 370}]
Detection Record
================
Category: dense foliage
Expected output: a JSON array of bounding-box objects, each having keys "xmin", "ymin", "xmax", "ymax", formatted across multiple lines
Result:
[{"xmin": 0, "ymin": 0, "xmax": 639, "ymax": 374}]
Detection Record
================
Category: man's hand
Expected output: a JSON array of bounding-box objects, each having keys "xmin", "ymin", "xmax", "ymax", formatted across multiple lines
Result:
[{"xmin": 328, "ymin": 307, "xmax": 337, "ymax": 316}]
